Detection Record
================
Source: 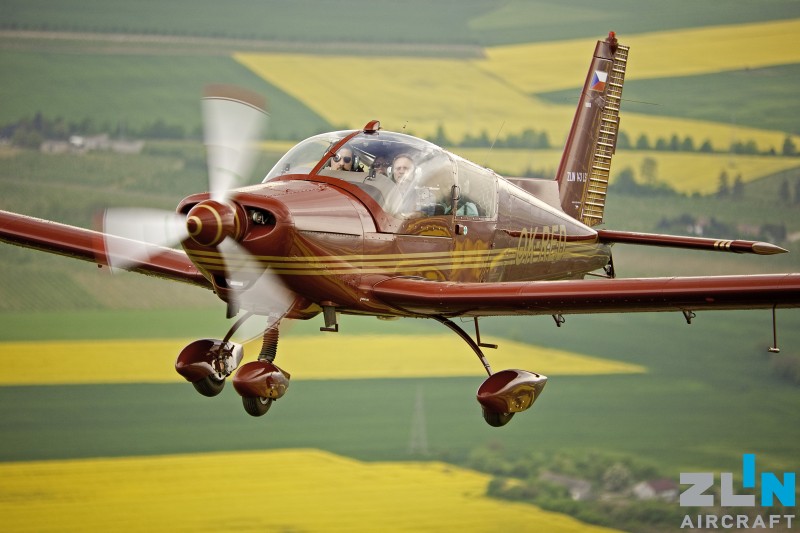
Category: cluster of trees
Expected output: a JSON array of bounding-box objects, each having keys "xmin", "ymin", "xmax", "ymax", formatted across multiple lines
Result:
[
  {"xmin": 611, "ymin": 156, "xmax": 800, "ymax": 210},
  {"xmin": 656, "ymin": 214, "xmax": 787, "ymax": 244},
  {"xmin": 617, "ymin": 131, "xmax": 797, "ymax": 157},
  {"xmin": 715, "ymin": 170, "xmax": 745, "ymax": 199},
  {"xmin": 427, "ymin": 125, "xmax": 551, "ymax": 150},
  {"xmin": 778, "ymin": 176, "xmax": 800, "ymax": 205},
  {"xmin": 609, "ymin": 157, "xmax": 681, "ymax": 197},
  {"xmin": 0, "ymin": 113, "xmax": 196, "ymax": 149},
  {"xmin": 465, "ymin": 445, "xmax": 684, "ymax": 532}
]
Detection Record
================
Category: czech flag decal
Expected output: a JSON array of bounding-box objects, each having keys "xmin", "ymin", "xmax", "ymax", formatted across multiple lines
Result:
[{"xmin": 590, "ymin": 70, "xmax": 608, "ymax": 92}]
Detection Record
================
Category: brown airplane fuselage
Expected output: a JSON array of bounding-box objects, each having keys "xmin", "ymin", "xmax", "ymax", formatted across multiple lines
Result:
[{"xmin": 178, "ymin": 156, "xmax": 609, "ymax": 321}]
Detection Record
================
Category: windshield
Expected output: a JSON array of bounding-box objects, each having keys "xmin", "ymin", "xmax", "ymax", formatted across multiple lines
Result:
[
  {"xmin": 264, "ymin": 130, "xmax": 457, "ymax": 220},
  {"xmin": 264, "ymin": 131, "xmax": 349, "ymax": 180}
]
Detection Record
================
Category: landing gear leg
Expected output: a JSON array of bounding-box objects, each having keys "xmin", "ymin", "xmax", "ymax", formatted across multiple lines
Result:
[
  {"xmin": 233, "ymin": 324, "xmax": 291, "ymax": 417},
  {"xmin": 243, "ymin": 327, "xmax": 279, "ymax": 416},
  {"xmin": 431, "ymin": 316, "xmax": 548, "ymax": 428}
]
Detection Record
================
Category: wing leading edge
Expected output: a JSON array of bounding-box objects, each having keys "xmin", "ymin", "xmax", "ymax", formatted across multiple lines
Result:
[
  {"xmin": 0, "ymin": 210, "xmax": 211, "ymax": 289},
  {"xmin": 371, "ymin": 274, "xmax": 800, "ymax": 317}
]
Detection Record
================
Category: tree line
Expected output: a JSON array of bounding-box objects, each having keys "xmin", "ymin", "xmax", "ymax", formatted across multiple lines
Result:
[
  {"xmin": 4, "ymin": 113, "xmax": 798, "ymax": 159},
  {"xmin": 426, "ymin": 124, "xmax": 798, "ymax": 157},
  {"xmin": 0, "ymin": 113, "xmax": 198, "ymax": 149}
]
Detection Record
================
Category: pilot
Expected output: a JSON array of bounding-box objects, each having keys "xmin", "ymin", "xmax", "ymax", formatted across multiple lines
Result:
[{"xmin": 331, "ymin": 147, "xmax": 361, "ymax": 171}]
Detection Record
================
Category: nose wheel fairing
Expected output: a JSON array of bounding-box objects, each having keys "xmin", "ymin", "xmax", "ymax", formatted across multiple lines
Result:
[{"xmin": 175, "ymin": 339, "xmax": 244, "ymax": 390}]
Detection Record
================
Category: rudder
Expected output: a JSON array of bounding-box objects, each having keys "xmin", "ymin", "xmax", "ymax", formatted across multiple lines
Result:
[{"xmin": 555, "ymin": 32, "xmax": 629, "ymax": 226}]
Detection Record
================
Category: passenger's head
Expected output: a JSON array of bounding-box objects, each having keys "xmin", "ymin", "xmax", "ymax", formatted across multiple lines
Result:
[
  {"xmin": 392, "ymin": 154, "xmax": 415, "ymax": 183},
  {"xmin": 372, "ymin": 156, "xmax": 389, "ymax": 176}
]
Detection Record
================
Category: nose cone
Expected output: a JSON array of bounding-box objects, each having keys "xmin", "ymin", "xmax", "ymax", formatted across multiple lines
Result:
[{"xmin": 186, "ymin": 200, "xmax": 242, "ymax": 247}]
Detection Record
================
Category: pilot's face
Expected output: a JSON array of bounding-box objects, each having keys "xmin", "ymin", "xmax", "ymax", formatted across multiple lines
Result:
[
  {"xmin": 393, "ymin": 156, "xmax": 414, "ymax": 182},
  {"xmin": 332, "ymin": 149, "xmax": 353, "ymax": 170}
]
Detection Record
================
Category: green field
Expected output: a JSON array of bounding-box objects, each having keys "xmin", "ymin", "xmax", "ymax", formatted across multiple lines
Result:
[
  {"xmin": 2, "ymin": 3, "xmax": 800, "ymax": 142},
  {"xmin": 0, "ymin": 51, "xmax": 330, "ymax": 140},
  {"xmin": 4, "ymin": 0, "xmax": 800, "ymax": 46},
  {"xmin": 541, "ymin": 63, "xmax": 800, "ymax": 136},
  {"xmin": 1, "ymin": 308, "xmax": 798, "ymax": 477}
]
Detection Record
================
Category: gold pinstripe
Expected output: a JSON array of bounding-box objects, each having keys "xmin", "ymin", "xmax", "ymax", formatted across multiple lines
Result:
[{"xmin": 186, "ymin": 243, "xmax": 602, "ymax": 275}]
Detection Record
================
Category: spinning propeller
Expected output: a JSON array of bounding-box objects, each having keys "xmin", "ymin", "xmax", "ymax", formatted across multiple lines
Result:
[{"xmin": 101, "ymin": 86, "xmax": 294, "ymax": 326}]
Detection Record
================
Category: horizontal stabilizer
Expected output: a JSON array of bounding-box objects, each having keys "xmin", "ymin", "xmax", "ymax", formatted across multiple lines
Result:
[{"xmin": 597, "ymin": 229, "xmax": 788, "ymax": 255}]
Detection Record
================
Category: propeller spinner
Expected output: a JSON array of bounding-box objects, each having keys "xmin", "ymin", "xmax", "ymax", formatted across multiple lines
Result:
[{"xmin": 185, "ymin": 199, "xmax": 244, "ymax": 248}]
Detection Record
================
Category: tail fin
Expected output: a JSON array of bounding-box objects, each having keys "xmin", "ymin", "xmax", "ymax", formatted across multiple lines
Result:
[{"xmin": 556, "ymin": 32, "xmax": 629, "ymax": 226}]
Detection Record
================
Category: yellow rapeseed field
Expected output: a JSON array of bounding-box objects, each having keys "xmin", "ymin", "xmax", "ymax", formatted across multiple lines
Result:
[
  {"xmin": 235, "ymin": 52, "xmax": 547, "ymax": 144},
  {"xmin": 235, "ymin": 19, "xmax": 799, "ymax": 155},
  {"xmin": 0, "ymin": 335, "xmax": 643, "ymax": 385},
  {"xmin": 456, "ymin": 148, "xmax": 800, "ymax": 195},
  {"xmin": 0, "ymin": 449, "xmax": 624, "ymax": 532},
  {"xmin": 481, "ymin": 18, "xmax": 800, "ymax": 93}
]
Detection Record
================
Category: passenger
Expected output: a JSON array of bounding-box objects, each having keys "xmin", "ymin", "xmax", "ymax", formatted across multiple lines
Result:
[
  {"xmin": 387, "ymin": 154, "xmax": 436, "ymax": 217},
  {"xmin": 391, "ymin": 154, "xmax": 416, "ymax": 184},
  {"xmin": 370, "ymin": 156, "xmax": 390, "ymax": 178},
  {"xmin": 455, "ymin": 199, "xmax": 479, "ymax": 216}
]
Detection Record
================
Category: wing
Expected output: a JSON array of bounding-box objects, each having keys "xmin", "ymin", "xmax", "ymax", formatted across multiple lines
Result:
[
  {"xmin": 371, "ymin": 274, "xmax": 800, "ymax": 317},
  {"xmin": 0, "ymin": 210, "xmax": 211, "ymax": 289}
]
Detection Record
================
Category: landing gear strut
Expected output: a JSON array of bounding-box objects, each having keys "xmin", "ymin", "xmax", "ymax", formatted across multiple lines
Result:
[{"xmin": 432, "ymin": 316, "xmax": 548, "ymax": 427}]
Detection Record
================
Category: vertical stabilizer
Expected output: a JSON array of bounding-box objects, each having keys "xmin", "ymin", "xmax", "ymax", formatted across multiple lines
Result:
[{"xmin": 556, "ymin": 32, "xmax": 629, "ymax": 226}]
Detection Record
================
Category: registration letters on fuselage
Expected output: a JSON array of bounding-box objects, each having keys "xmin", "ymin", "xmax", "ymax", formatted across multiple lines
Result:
[{"xmin": 515, "ymin": 225, "xmax": 568, "ymax": 265}]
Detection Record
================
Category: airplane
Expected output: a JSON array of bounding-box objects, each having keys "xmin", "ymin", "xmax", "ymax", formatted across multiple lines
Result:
[{"xmin": 2, "ymin": 32, "xmax": 799, "ymax": 427}]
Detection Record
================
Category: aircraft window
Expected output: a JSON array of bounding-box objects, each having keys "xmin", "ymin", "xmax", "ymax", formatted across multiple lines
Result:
[
  {"xmin": 381, "ymin": 151, "xmax": 454, "ymax": 218},
  {"xmin": 317, "ymin": 131, "xmax": 456, "ymax": 220},
  {"xmin": 265, "ymin": 130, "xmax": 458, "ymax": 219},
  {"xmin": 453, "ymin": 157, "xmax": 497, "ymax": 218},
  {"xmin": 263, "ymin": 131, "xmax": 349, "ymax": 182}
]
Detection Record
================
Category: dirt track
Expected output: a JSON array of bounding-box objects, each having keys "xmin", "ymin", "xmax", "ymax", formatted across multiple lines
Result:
[{"xmin": 0, "ymin": 29, "xmax": 483, "ymax": 58}]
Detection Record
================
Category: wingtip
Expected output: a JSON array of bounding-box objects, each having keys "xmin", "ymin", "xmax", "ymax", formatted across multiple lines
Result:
[{"xmin": 752, "ymin": 242, "xmax": 788, "ymax": 255}]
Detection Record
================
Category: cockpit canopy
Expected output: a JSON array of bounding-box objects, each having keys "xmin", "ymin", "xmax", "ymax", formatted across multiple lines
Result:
[{"xmin": 264, "ymin": 129, "xmax": 497, "ymax": 219}]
